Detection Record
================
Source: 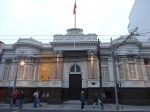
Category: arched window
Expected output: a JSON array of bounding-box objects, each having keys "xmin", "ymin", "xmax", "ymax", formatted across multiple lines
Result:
[{"xmin": 70, "ymin": 65, "xmax": 81, "ymax": 72}]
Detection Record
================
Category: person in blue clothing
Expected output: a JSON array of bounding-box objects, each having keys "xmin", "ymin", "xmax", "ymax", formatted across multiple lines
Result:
[
  {"xmin": 80, "ymin": 91, "xmax": 85, "ymax": 110},
  {"xmin": 33, "ymin": 90, "xmax": 42, "ymax": 108}
]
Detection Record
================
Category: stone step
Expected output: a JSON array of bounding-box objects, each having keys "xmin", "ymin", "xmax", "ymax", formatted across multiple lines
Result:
[{"xmin": 63, "ymin": 100, "xmax": 81, "ymax": 104}]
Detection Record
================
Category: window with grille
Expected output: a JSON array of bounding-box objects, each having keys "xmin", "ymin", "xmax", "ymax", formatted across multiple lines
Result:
[
  {"xmin": 116, "ymin": 58, "xmax": 125, "ymax": 80},
  {"xmin": 3, "ymin": 60, "xmax": 12, "ymax": 81},
  {"xmin": 25, "ymin": 58, "xmax": 37, "ymax": 80},
  {"xmin": 128, "ymin": 63, "xmax": 136, "ymax": 79},
  {"xmin": 101, "ymin": 59, "xmax": 109, "ymax": 81},
  {"xmin": 27, "ymin": 64, "xmax": 35, "ymax": 79},
  {"xmin": 17, "ymin": 66, "xmax": 24, "ymax": 79},
  {"xmin": 127, "ymin": 57, "xmax": 137, "ymax": 79},
  {"xmin": 3, "ymin": 60, "xmax": 12, "ymax": 80}
]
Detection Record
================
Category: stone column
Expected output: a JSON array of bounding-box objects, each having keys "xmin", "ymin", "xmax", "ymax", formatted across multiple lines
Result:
[
  {"xmin": 87, "ymin": 51, "xmax": 93, "ymax": 79},
  {"xmin": 56, "ymin": 51, "xmax": 63, "ymax": 79},
  {"xmin": 93, "ymin": 52, "xmax": 98, "ymax": 79},
  {"xmin": 12, "ymin": 59, "xmax": 18, "ymax": 80},
  {"xmin": 108, "ymin": 57, "xmax": 114, "ymax": 82},
  {"xmin": 35, "ymin": 59, "xmax": 40, "ymax": 81},
  {"xmin": 52, "ymin": 51, "xmax": 57, "ymax": 79}
]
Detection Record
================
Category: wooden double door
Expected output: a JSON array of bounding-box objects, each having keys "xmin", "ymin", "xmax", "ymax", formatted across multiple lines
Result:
[
  {"xmin": 69, "ymin": 74, "xmax": 82, "ymax": 100},
  {"xmin": 0, "ymin": 88, "xmax": 6, "ymax": 101}
]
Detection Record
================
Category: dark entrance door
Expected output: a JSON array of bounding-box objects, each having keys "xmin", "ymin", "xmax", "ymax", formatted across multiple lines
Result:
[{"xmin": 69, "ymin": 74, "xmax": 82, "ymax": 100}]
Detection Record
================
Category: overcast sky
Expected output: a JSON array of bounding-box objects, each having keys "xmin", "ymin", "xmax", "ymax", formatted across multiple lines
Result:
[{"xmin": 0, "ymin": 0, "xmax": 135, "ymax": 44}]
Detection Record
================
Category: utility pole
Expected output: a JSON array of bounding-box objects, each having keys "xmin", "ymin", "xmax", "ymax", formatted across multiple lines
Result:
[
  {"xmin": 109, "ymin": 27, "xmax": 138, "ymax": 110},
  {"xmin": 111, "ymin": 37, "xmax": 119, "ymax": 110},
  {"xmin": 11, "ymin": 63, "xmax": 19, "ymax": 107},
  {"xmin": 97, "ymin": 38, "xmax": 104, "ymax": 110}
]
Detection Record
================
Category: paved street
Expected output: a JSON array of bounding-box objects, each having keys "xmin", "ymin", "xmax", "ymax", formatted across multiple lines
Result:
[{"xmin": 0, "ymin": 102, "xmax": 150, "ymax": 112}]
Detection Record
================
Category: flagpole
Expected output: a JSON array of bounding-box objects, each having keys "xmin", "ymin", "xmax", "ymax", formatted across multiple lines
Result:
[
  {"xmin": 73, "ymin": 0, "xmax": 76, "ymax": 50},
  {"xmin": 73, "ymin": 0, "xmax": 76, "ymax": 28},
  {"xmin": 74, "ymin": 13, "xmax": 76, "ymax": 28}
]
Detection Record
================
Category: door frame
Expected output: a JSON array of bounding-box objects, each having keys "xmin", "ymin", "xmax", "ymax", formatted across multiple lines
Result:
[{"xmin": 68, "ymin": 73, "xmax": 82, "ymax": 100}]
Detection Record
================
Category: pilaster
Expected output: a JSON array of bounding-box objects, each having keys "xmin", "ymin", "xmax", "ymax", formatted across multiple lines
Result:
[
  {"xmin": 56, "ymin": 51, "xmax": 63, "ymax": 79},
  {"xmin": 87, "ymin": 51, "xmax": 92, "ymax": 79},
  {"xmin": 108, "ymin": 57, "xmax": 114, "ymax": 81}
]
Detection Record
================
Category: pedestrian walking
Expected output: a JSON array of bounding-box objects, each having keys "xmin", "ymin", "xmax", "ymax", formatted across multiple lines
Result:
[
  {"xmin": 12, "ymin": 90, "xmax": 18, "ymax": 107},
  {"xmin": 80, "ymin": 91, "xmax": 85, "ymax": 110},
  {"xmin": 92, "ymin": 92, "xmax": 101, "ymax": 108},
  {"xmin": 16, "ymin": 90, "xmax": 19, "ymax": 106},
  {"xmin": 18, "ymin": 90, "xmax": 25, "ymax": 109},
  {"xmin": 33, "ymin": 90, "xmax": 42, "ymax": 108}
]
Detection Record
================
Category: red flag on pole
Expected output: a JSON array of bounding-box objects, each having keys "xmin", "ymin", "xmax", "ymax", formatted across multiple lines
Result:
[{"xmin": 73, "ymin": 1, "xmax": 77, "ymax": 14}]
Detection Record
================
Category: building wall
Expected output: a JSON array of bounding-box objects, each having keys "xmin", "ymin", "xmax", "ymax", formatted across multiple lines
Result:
[
  {"xmin": 128, "ymin": 0, "xmax": 150, "ymax": 41},
  {"xmin": 0, "ymin": 29, "xmax": 150, "ymax": 105}
]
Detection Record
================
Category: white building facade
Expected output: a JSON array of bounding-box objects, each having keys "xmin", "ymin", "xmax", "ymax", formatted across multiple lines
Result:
[
  {"xmin": 128, "ymin": 0, "xmax": 150, "ymax": 41},
  {"xmin": 0, "ymin": 28, "xmax": 150, "ymax": 105}
]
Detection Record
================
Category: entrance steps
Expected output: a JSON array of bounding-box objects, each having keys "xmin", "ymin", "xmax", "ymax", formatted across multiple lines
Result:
[{"xmin": 63, "ymin": 100, "xmax": 81, "ymax": 104}]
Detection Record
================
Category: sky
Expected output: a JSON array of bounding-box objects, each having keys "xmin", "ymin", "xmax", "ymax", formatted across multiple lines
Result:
[{"xmin": 0, "ymin": 0, "xmax": 135, "ymax": 44}]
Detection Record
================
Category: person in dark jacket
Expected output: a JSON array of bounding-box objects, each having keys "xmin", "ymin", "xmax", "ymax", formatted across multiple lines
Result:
[
  {"xmin": 80, "ymin": 91, "xmax": 85, "ymax": 110},
  {"xmin": 92, "ymin": 92, "xmax": 100, "ymax": 108},
  {"xmin": 18, "ymin": 90, "xmax": 25, "ymax": 109}
]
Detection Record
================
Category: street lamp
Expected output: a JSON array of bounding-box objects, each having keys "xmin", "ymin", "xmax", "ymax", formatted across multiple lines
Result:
[{"xmin": 10, "ymin": 59, "xmax": 25, "ymax": 107}]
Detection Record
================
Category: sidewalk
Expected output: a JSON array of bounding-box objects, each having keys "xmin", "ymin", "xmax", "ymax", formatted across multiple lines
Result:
[{"xmin": 0, "ymin": 102, "xmax": 150, "ymax": 112}]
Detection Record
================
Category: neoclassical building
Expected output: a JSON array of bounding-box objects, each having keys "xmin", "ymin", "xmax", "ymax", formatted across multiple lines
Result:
[{"xmin": 0, "ymin": 28, "xmax": 150, "ymax": 105}]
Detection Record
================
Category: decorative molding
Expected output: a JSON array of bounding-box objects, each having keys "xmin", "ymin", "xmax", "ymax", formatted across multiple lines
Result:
[
  {"xmin": 1, "ymin": 82, "xmax": 7, "ymax": 86},
  {"xmin": 52, "ymin": 82, "xmax": 59, "ymax": 86},
  {"xmin": 103, "ymin": 82, "xmax": 110, "ymax": 87},
  {"xmin": 28, "ymin": 82, "xmax": 36, "ymax": 86},
  {"xmin": 51, "ymin": 81, "xmax": 62, "ymax": 87},
  {"xmin": 42, "ymin": 82, "xmax": 49, "ymax": 87}
]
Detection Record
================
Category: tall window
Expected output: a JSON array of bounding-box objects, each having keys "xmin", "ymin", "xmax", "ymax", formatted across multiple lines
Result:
[
  {"xmin": 3, "ymin": 60, "xmax": 12, "ymax": 80},
  {"xmin": 116, "ymin": 58, "xmax": 125, "ymax": 80},
  {"xmin": 127, "ymin": 57, "xmax": 137, "ymax": 79},
  {"xmin": 101, "ymin": 59, "xmax": 109, "ymax": 81},
  {"xmin": 70, "ymin": 65, "xmax": 81, "ymax": 72},
  {"xmin": 17, "ymin": 66, "xmax": 24, "ymax": 79},
  {"xmin": 27, "ymin": 58, "xmax": 36, "ymax": 80},
  {"xmin": 28, "ymin": 64, "xmax": 35, "ymax": 79}
]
